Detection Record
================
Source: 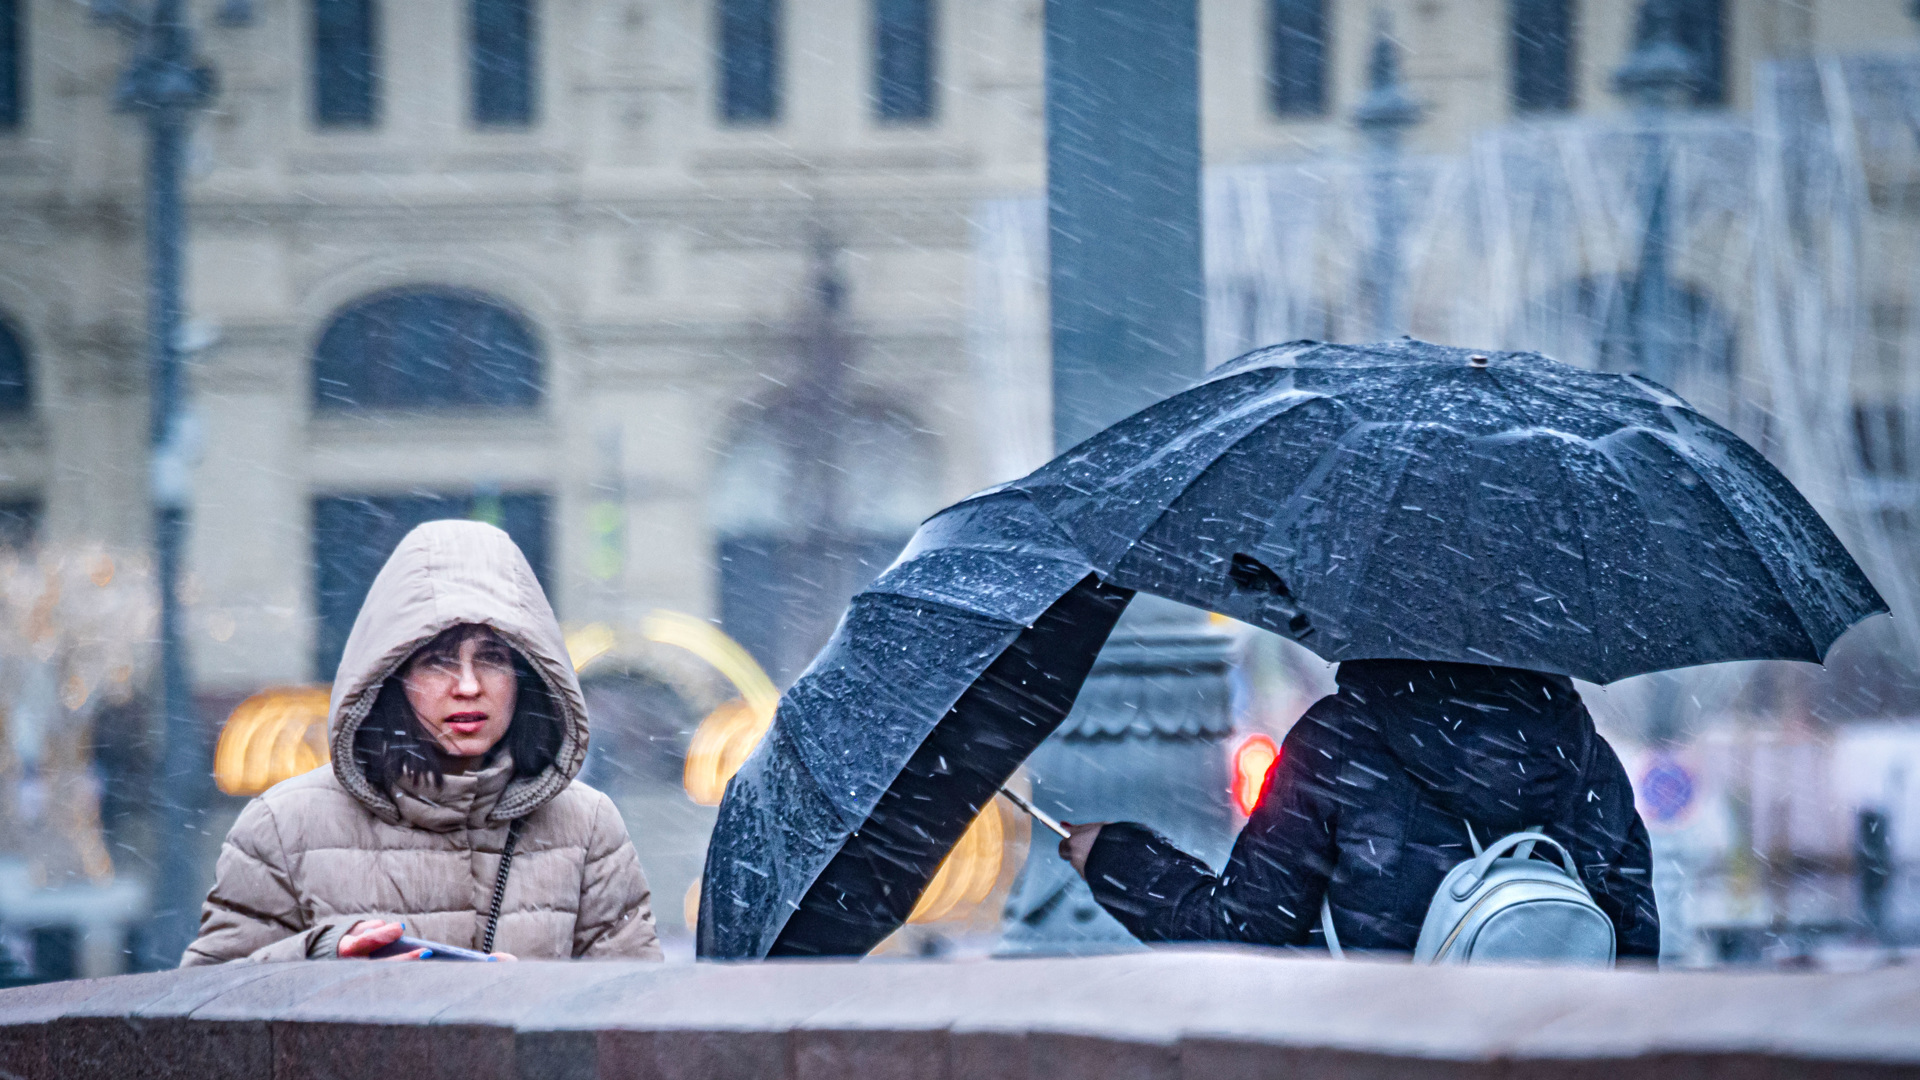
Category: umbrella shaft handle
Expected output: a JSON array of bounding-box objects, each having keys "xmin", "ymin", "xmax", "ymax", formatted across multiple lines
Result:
[{"xmin": 998, "ymin": 786, "xmax": 1071, "ymax": 839}]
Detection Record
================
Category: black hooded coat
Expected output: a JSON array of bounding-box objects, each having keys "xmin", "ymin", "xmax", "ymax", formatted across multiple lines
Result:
[{"xmin": 1084, "ymin": 661, "xmax": 1661, "ymax": 958}]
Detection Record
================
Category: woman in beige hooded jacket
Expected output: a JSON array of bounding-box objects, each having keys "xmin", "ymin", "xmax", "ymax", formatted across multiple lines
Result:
[{"xmin": 182, "ymin": 520, "xmax": 662, "ymax": 964}]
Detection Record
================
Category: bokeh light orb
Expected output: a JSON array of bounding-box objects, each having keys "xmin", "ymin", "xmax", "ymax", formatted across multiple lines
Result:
[
  {"xmin": 682, "ymin": 698, "xmax": 774, "ymax": 806},
  {"xmin": 214, "ymin": 685, "xmax": 332, "ymax": 796}
]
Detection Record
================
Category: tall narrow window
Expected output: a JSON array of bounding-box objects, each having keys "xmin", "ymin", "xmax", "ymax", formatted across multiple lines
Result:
[
  {"xmin": 0, "ymin": 499, "xmax": 40, "ymax": 550},
  {"xmin": 874, "ymin": 0, "xmax": 934, "ymax": 123},
  {"xmin": 313, "ymin": 0, "xmax": 378, "ymax": 127},
  {"xmin": 719, "ymin": 0, "xmax": 780, "ymax": 124},
  {"xmin": 0, "ymin": 317, "xmax": 27, "ymax": 414},
  {"xmin": 1636, "ymin": 0, "xmax": 1726, "ymax": 106},
  {"xmin": 1269, "ymin": 0, "xmax": 1327, "ymax": 117},
  {"xmin": 1512, "ymin": 0, "xmax": 1574, "ymax": 113},
  {"xmin": 312, "ymin": 493, "xmax": 549, "ymax": 679},
  {"xmin": 472, "ymin": 0, "xmax": 535, "ymax": 126},
  {"xmin": 0, "ymin": 0, "xmax": 22, "ymax": 131}
]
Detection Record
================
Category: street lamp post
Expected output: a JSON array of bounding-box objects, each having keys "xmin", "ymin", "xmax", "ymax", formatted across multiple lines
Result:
[
  {"xmin": 1612, "ymin": 0, "xmax": 1700, "ymax": 755},
  {"xmin": 1611, "ymin": 0, "xmax": 1701, "ymax": 392},
  {"xmin": 113, "ymin": 0, "xmax": 215, "ymax": 969},
  {"xmin": 1352, "ymin": 14, "xmax": 1422, "ymax": 341}
]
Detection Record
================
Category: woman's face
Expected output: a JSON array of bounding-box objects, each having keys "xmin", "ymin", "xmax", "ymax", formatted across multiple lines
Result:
[{"xmin": 401, "ymin": 627, "xmax": 519, "ymax": 763}]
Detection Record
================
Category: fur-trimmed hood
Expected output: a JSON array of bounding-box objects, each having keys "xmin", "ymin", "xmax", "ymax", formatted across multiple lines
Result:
[{"xmin": 326, "ymin": 519, "xmax": 588, "ymax": 825}]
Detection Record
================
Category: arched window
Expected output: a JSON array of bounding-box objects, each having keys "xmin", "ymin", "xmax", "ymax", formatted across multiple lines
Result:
[
  {"xmin": 0, "ymin": 316, "xmax": 31, "ymax": 414},
  {"xmin": 712, "ymin": 406, "xmax": 938, "ymax": 686},
  {"xmin": 312, "ymin": 288, "xmax": 541, "ymax": 410}
]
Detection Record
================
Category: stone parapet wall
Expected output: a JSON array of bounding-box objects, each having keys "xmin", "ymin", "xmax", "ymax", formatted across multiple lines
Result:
[{"xmin": 1, "ymin": 948, "xmax": 1917, "ymax": 1079}]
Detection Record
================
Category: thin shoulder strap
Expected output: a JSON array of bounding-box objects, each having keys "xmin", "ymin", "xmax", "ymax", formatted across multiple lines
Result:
[
  {"xmin": 1466, "ymin": 818, "xmax": 1545, "ymax": 860},
  {"xmin": 480, "ymin": 817, "xmax": 524, "ymax": 955},
  {"xmin": 1319, "ymin": 895, "xmax": 1344, "ymax": 959},
  {"xmin": 1516, "ymin": 824, "xmax": 1544, "ymax": 861}
]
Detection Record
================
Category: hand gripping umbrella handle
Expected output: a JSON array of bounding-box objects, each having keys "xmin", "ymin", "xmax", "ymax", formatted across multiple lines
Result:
[{"xmin": 998, "ymin": 785, "xmax": 1071, "ymax": 839}]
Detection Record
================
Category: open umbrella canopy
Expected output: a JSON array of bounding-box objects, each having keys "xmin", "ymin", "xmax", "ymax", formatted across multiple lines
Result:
[
  {"xmin": 1026, "ymin": 338, "xmax": 1886, "ymax": 682},
  {"xmin": 699, "ymin": 339, "xmax": 1887, "ymax": 960}
]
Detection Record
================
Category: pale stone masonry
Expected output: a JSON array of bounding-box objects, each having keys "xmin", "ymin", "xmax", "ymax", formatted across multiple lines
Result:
[
  {"xmin": 2, "ymin": 950, "xmax": 1918, "ymax": 1078},
  {"xmin": 0, "ymin": 0, "xmax": 1908, "ymax": 697}
]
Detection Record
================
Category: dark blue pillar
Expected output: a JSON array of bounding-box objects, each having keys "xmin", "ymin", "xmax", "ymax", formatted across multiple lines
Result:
[
  {"xmin": 1001, "ymin": 0, "xmax": 1236, "ymax": 955},
  {"xmin": 1046, "ymin": 0, "xmax": 1205, "ymax": 450}
]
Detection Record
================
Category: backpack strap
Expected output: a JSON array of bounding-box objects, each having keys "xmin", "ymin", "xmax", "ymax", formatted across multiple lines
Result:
[
  {"xmin": 1468, "ymin": 819, "xmax": 1545, "ymax": 860},
  {"xmin": 1319, "ymin": 895, "xmax": 1344, "ymax": 960},
  {"xmin": 1515, "ymin": 824, "xmax": 1544, "ymax": 862},
  {"xmin": 1446, "ymin": 831, "xmax": 1584, "ymax": 901}
]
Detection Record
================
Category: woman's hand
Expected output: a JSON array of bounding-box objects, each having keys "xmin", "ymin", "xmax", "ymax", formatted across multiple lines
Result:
[
  {"xmin": 337, "ymin": 919, "xmax": 425, "ymax": 960},
  {"xmin": 1059, "ymin": 822, "xmax": 1107, "ymax": 878}
]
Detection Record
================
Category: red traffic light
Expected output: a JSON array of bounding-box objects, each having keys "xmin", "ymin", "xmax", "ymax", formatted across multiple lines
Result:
[{"xmin": 1231, "ymin": 733, "xmax": 1280, "ymax": 817}]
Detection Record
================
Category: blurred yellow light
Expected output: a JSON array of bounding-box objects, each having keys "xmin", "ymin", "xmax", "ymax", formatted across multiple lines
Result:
[
  {"xmin": 908, "ymin": 801, "xmax": 1005, "ymax": 924},
  {"xmin": 640, "ymin": 610, "xmax": 780, "ymax": 719},
  {"xmin": 682, "ymin": 698, "xmax": 774, "ymax": 806},
  {"xmin": 565, "ymin": 622, "xmax": 618, "ymax": 672},
  {"xmin": 683, "ymin": 879, "xmax": 702, "ymax": 931},
  {"xmin": 567, "ymin": 613, "xmax": 782, "ymax": 808},
  {"xmin": 214, "ymin": 685, "xmax": 332, "ymax": 796}
]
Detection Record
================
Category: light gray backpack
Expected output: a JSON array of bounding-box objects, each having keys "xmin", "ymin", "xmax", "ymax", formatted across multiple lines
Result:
[{"xmin": 1321, "ymin": 822, "xmax": 1615, "ymax": 966}]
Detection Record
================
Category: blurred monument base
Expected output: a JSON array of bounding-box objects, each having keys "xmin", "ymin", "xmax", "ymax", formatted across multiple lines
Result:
[
  {"xmin": 999, "ymin": 596, "xmax": 1236, "ymax": 954},
  {"xmin": 0, "ymin": 861, "xmax": 145, "ymax": 983}
]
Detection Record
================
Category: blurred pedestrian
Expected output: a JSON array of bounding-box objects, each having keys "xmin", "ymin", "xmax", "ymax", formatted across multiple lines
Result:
[
  {"xmin": 182, "ymin": 520, "xmax": 661, "ymax": 964},
  {"xmin": 1059, "ymin": 660, "xmax": 1660, "ymax": 959},
  {"xmin": 1857, "ymin": 808, "xmax": 1893, "ymax": 944}
]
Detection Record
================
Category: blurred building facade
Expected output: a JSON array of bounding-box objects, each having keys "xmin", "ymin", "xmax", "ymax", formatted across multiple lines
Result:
[{"xmin": 0, "ymin": 0, "xmax": 1914, "ymax": 970}]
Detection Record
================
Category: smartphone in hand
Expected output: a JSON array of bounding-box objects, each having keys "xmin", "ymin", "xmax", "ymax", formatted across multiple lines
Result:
[{"xmin": 367, "ymin": 934, "xmax": 497, "ymax": 961}]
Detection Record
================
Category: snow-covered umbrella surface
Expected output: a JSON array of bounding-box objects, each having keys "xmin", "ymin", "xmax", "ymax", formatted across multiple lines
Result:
[{"xmin": 698, "ymin": 338, "xmax": 1887, "ymax": 960}]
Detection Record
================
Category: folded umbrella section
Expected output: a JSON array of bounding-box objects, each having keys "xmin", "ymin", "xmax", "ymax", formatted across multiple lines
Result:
[
  {"xmin": 697, "ymin": 494, "xmax": 1131, "ymax": 960},
  {"xmin": 700, "ymin": 339, "xmax": 1887, "ymax": 960}
]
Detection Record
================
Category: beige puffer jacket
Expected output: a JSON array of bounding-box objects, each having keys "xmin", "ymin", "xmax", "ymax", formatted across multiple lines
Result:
[{"xmin": 182, "ymin": 520, "xmax": 662, "ymax": 965}]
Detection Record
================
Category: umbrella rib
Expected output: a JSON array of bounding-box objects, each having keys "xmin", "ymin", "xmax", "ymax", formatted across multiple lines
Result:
[
  {"xmin": 1267, "ymin": 420, "xmax": 1425, "ymax": 652},
  {"xmin": 1087, "ymin": 389, "xmax": 1327, "ymax": 575},
  {"xmin": 1480, "ymin": 365, "xmax": 1613, "ymax": 675},
  {"xmin": 1654, "ymin": 433, "xmax": 1834, "ymax": 660}
]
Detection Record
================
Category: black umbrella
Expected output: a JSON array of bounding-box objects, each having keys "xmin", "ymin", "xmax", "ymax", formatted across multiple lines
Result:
[{"xmin": 699, "ymin": 339, "xmax": 1886, "ymax": 959}]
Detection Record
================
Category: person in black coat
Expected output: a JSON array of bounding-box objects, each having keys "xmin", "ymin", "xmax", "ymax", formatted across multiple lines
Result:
[{"xmin": 1061, "ymin": 659, "xmax": 1661, "ymax": 959}]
